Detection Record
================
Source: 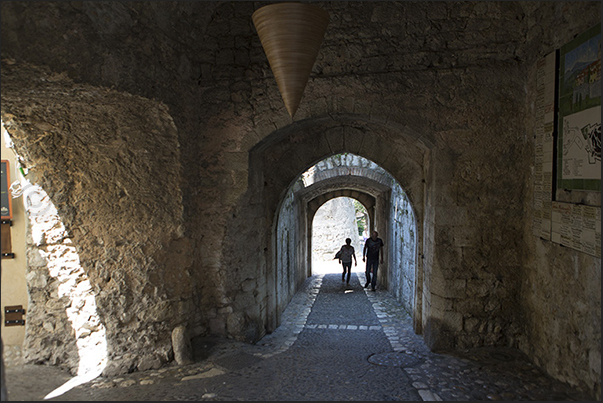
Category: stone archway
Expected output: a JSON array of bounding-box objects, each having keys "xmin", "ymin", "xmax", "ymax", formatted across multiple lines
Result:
[
  {"xmin": 287, "ymin": 154, "xmax": 419, "ymax": 320},
  {"xmin": 244, "ymin": 114, "xmax": 433, "ymax": 335}
]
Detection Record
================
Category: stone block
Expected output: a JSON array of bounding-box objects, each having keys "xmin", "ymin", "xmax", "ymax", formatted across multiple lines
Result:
[
  {"xmin": 429, "ymin": 298, "xmax": 464, "ymax": 333},
  {"xmin": 436, "ymin": 206, "xmax": 468, "ymax": 226},
  {"xmin": 460, "ymin": 247, "xmax": 490, "ymax": 272},
  {"xmin": 430, "ymin": 274, "xmax": 466, "ymax": 299},
  {"xmin": 218, "ymin": 306, "xmax": 233, "ymax": 315},
  {"xmin": 171, "ymin": 325, "xmax": 194, "ymax": 366},
  {"xmin": 434, "ymin": 245, "xmax": 462, "ymax": 270},
  {"xmin": 457, "ymin": 333, "xmax": 483, "ymax": 349},
  {"xmin": 209, "ymin": 317, "xmax": 226, "ymax": 335},
  {"xmin": 466, "ymin": 279, "xmax": 491, "ymax": 298},
  {"xmin": 445, "ymin": 311, "xmax": 464, "ymax": 333},
  {"xmin": 454, "ymin": 296, "xmax": 487, "ymax": 317},
  {"xmin": 241, "ymin": 278, "xmax": 256, "ymax": 293},
  {"xmin": 226, "ymin": 311, "xmax": 245, "ymax": 335},
  {"xmin": 137, "ymin": 355, "xmax": 162, "ymax": 372},
  {"xmin": 428, "ymin": 292, "xmax": 453, "ymax": 313},
  {"xmin": 324, "ymin": 126, "xmax": 345, "ymax": 153},
  {"xmin": 589, "ymin": 349, "xmax": 601, "ymax": 374},
  {"xmin": 463, "ymin": 317, "xmax": 481, "ymax": 333},
  {"xmin": 223, "ymin": 152, "xmax": 249, "ymax": 171},
  {"xmin": 26, "ymin": 248, "xmax": 48, "ymax": 267},
  {"xmin": 103, "ymin": 360, "xmax": 132, "ymax": 378},
  {"xmin": 451, "ymin": 225, "xmax": 478, "ymax": 247},
  {"xmin": 25, "ymin": 270, "xmax": 48, "ymax": 288}
]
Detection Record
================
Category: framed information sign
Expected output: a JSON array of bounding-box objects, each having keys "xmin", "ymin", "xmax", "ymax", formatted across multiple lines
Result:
[
  {"xmin": 556, "ymin": 23, "xmax": 601, "ymax": 192},
  {"xmin": 1, "ymin": 160, "xmax": 12, "ymax": 220}
]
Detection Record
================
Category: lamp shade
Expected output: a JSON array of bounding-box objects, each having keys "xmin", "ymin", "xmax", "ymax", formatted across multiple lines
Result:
[{"xmin": 252, "ymin": 2, "xmax": 329, "ymax": 118}]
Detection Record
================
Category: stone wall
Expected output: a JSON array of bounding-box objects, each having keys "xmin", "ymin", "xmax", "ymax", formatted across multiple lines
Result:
[
  {"xmin": 0, "ymin": 61, "xmax": 191, "ymax": 376},
  {"xmin": 388, "ymin": 183, "xmax": 417, "ymax": 316},
  {"xmin": 521, "ymin": 3, "xmax": 601, "ymax": 397},
  {"xmin": 21, "ymin": 182, "xmax": 106, "ymax": 377},
  {"xmin": 275, "ymin": 185, "xmax": 301, "ymax": 327}
]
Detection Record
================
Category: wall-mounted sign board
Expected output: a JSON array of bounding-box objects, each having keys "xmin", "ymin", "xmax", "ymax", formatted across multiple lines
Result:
[
  {"xmin": 1, "ymin": 160, "xmax": 12, "ymax": 220},
  {"xmin": 533, "ymin": 26, "xmax": 602, "ymax": 259},
  {"xmin": 556, "ymin": 23, "xmax": 601, "ymax": 193}
]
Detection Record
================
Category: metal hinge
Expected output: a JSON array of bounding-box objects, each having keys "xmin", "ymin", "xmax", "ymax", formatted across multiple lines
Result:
[
  {"xmin": 4, "ymin": 319, "xmax": 25, "ymax": 326},
  {"xmin": 4, "ymin": 305, "xmax": 26, "ymax": 326},
  {"xmin": 5, "ymin": 307, "xmax": 25, "ymax": 314}
]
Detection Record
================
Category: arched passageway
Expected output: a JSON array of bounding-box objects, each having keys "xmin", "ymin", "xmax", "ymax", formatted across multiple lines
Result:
[
  {"xmin": 244, "ymin": 114, "xmax": 432, "ymax": 336},
  {"xmin": 275, "ymin": 153, "xmax": 419, "ymax": 323}
]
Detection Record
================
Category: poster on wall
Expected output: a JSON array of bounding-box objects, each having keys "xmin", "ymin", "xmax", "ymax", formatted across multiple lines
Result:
[
  {"xmin": 557, "ymin": 23, "xmax": 601, "ymax": 192},
  {"xmin": 1, "ymin": 160, "xmax": 12, "ymax": 220}
]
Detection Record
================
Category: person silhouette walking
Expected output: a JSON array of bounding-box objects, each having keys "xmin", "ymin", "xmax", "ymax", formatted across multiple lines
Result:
[
  {"xmin": 337, "ymin": 238, "xmax": 357, "ymax": 284},
  {"xmin": 362, "ymin": 230, "xmax": 384, "ymax": 291}
]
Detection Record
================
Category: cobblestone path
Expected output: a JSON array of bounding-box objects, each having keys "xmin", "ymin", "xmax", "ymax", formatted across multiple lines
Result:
[{"xmin": 3, "ymin": 268, "xmax": 594, "ymax": 401}]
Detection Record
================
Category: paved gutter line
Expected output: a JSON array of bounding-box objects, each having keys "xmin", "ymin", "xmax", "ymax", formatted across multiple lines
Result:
[
  {"xmin": 252, "ymin": 275, "xmax": 323, "ymax": 358},
  {"xmin": 359, "ymin": 272, "xmax": 442, "ymax": 402},
  {"xmin": 306, "ymin": 324, "xmax": 383, "ymax": 330}
]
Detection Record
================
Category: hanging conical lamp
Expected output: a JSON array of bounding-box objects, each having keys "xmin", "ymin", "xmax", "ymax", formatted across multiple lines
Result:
[{"xmin": 252, "ymin": 2, "xmax": 329, "ymax": 118}]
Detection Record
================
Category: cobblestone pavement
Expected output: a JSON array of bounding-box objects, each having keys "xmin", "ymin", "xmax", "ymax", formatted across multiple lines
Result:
[{"xmin": 3, "ymin": 266, "xmax": 595, "ymax": 401}]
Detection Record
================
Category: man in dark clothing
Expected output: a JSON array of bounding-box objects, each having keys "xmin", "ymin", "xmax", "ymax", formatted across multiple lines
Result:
[
  {"xmin": 337, "ymin": 237, "xmax": 357, "ymax": 285},
  {"xmin": 362, "ymin": 230, "xmax": 384, "ymax": 291}
]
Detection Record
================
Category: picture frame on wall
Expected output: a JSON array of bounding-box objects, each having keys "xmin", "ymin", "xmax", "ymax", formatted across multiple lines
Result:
[
  {"xmin": 556, "ymin": 23, "xmax": 601, "ymax": 193},
  {"xmin": 1, "ymin": 159, "xmax": 12, "ymax": 220}
]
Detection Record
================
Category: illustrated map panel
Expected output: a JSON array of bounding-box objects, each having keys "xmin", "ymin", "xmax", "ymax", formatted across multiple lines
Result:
[
  {"xmin": 557, "ymin": 23, "xmax": 601, "ymax": 192},
  {"xmin": 534, "ymin": 48, "xmax": 601, "ymax": 259}
]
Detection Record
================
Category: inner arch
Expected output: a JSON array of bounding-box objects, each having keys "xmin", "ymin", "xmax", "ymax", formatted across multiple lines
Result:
[
  {"xmin": 275, "ymin": 153, "xmax": 418, "ymax": 320},
  {"xmin": 311, "ymin": 197, "xmax": 365, "ymax": 274}
]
